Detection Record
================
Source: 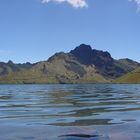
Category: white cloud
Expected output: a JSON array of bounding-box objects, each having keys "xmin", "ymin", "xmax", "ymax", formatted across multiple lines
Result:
[
  {"xmin": 42, "ymin": 0, "xmax": 140, "ymax": 9},
  {"xmin": 130, "ymin": 0, "xmax": 140, "ymax": 7},
  {"xmin": 42, "ymin": 0, "xmax": 88, "ymax": 8}
]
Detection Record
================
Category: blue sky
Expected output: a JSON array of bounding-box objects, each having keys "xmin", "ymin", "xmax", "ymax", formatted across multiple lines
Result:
[{"xmin": 0, "ymin": 0, "xmax": 140, "ymax": 63}]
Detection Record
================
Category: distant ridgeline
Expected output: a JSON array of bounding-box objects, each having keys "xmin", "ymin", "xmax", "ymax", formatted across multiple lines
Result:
[{"xmin": 0, "ymin": 44, "xmax": 140, "ymax": 84}]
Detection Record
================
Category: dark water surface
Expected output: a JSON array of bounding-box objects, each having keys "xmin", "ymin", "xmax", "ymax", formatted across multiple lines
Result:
[{"xmin": 0, "ymin": 84, "xmax": 140, "ymax": 140}]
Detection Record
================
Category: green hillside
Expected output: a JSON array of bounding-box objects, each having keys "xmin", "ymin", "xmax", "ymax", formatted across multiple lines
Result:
[{"xmin": 115, "ymin": 68, "xmax": 140, "ymax": 83}]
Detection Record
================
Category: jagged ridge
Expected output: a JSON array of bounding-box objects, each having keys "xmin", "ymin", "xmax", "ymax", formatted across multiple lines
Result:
[{"xmin": 0, "ymin": 44, "xmax": 139, "ymax": 84}]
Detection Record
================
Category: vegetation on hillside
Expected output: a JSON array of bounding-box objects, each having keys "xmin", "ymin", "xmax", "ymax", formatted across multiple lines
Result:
[
  {"xmin": 115, "ymin": 68, "xmax": 140, "ymax": 83},
  {"xmin": 0, "ymin": 44, "xmax": 139, "ymax": 84}
]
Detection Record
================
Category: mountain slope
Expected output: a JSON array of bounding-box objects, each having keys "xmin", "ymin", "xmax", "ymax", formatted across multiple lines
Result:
[
  {"xmin": 115, "ymin": 58, "xmax": 140, "ymax": 72},
  {"xmin": 115, "ymin": 67, "xmax": 140, "ymax": 83}
]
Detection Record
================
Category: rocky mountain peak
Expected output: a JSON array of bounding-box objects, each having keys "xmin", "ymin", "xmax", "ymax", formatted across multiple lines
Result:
[
  {"xmin": 70, "ymin": 44, "xmax": 93, "ymax": 65},
  {"xmin": 8, "ymin": 60, "xmax": 14, "ymax": 65},
  {"xmin": 71, "ymin": 44, "xmax": 92, "ymax": 53},
  {"xmin": 70, "ymin": 44, "xmax": 113, "ymax": 66}
]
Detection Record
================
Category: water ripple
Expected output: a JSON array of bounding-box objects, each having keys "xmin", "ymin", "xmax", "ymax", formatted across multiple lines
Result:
[{"xmin": 0, "ymin": 84, "xmax": 140, "ymax": 139}]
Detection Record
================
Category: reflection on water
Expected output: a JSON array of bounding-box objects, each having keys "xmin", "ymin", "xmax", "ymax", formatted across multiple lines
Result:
[{"xmin": 0, "ymin": 84, "xmax": 140, "ymax": 139}]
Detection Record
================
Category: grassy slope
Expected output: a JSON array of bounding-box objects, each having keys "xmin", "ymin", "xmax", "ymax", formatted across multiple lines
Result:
[
  {"xmin": 115, "ymin": 67, "xmax": 140, "ymax": 83},
  {"xmin": 0, "ymin": 66, "xmax": 108, "ymax": 84}
]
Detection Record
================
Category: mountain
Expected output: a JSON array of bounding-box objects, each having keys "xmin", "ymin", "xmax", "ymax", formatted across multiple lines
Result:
[
  {"xmin": 0, "ymin": 52, "xmax": 108, "ymax": 84},
  {"xmin": 115, "ymin": 67, "xmax": 140, "ymax": 83},
  {"xmin": 0, "ymin": 44, "xmax": 139, "ymax": 84},
  {"xmin": 0, "ymin": 60, "xmax": 33, "ymax": 76},
  {"xmin": 70, "ymin": 44, "xmax": 140, "ymax": 79}
]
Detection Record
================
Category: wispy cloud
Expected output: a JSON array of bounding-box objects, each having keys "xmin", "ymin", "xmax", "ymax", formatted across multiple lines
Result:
[
  {"xmin": 41, "ymin": 0, "xmax": 140, "ymax": 9},
  {"xmin": 42, "ymin": 0, "xmax": 88, "ymax": 8},
  {"xmin": 129, "ymin": 0, "xmax": 140, "ymax": 7}
]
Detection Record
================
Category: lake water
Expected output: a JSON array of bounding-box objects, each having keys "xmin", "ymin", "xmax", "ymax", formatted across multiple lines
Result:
[{"xmin": 0, "ymin": 84, "xmax": 140, "ymax": 140}]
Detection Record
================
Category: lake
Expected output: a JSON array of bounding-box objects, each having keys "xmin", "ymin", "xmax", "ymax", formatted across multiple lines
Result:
[{"xmin": 0, "ymin": 84, "xmax": 140, "ymax": 140}]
